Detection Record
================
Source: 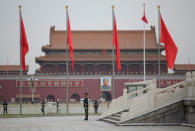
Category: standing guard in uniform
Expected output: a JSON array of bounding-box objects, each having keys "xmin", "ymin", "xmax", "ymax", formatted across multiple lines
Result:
[
  {"xmin": 41, "ymin": 100, "xmax": 45, "ymax": 115},
  {"xmin": 3, "ymin": 100, "xmax": 8, "ymax": 115},
  {"xmin": 93, "ymin": 100, "xmax": 99, "ymax": 114},
  {"xmin": 56, "ymin": 100, "xmax": 59, "ymax": 113},
  {"xmin": 83, "ymin": 92, "xmax": 88, "ymax": 120}
]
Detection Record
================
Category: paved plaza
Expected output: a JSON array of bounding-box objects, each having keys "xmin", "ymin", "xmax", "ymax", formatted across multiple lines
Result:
[
  {"xmin": 0, "ymin": 116, "xmax": 194, "ymax": 131},
  {"xmin": 0, "ymin": 104, "xmax": 194, "ymax": 131}
]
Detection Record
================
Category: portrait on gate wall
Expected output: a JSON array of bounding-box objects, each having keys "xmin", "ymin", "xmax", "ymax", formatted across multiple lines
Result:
[{"xmin": 100, "ymin": 77, "xmax": 112, "ymax": 91}]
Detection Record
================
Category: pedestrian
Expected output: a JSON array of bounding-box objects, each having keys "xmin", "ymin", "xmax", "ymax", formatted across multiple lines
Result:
[
  {"xmin": 56, "ymin": 100, "xmax": 59, "ymax": 113},
  {"xmin": 3, "ymin": 100, "xmax": 8, "ymax": 115},
  {"xmin": 83, "ymin": 92, "xmax": 88, "ymax": 120},
  {"xmin": 93, "ymin": 100, "xmax": 99, "ymax": 114},
  {"xmin": 41, "ymin": 100, "xmax": 45, "ymax": 115}
]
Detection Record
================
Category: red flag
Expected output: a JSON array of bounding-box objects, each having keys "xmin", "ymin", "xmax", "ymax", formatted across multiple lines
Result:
[
  {"xmin": 20, "ymin": 15, "xmax": 29, "ymax": 71},
  {"xmin": 67, "ymin": 16, "xmax": 74, "ymax": 70},
  {"xmin": 141, "ymin": 8, "xmax": 148, "ymax": 24},
  {"xmin": 160, "ymin": 15, "xmax": 178, "ymax": 70},
  {"xmin": 113, "ymin": 15, "xmax": 121, "ymax": 72}
]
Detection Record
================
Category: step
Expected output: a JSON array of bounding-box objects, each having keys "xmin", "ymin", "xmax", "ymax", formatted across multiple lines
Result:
[
  {"xmin": 100, "ymin": 108, "xmax": 129, "ymax": 121},
  {"xmin": 112, "ymin": 113, "xmax": 121, "ymax": 118},
  {"xmin": 118, "ymin": 108, "xmax": 129, "ymax": 113},
  {"xmin": 101, "ymin": 118, "xmax": 119, "ymax": 124},
  {"xmin": 108, "ymin": 116, "xmax": 121, "ymax": 121},
  {"xmin": 117, "ymin": 123, "xmax": 181, "ymax": 126}
]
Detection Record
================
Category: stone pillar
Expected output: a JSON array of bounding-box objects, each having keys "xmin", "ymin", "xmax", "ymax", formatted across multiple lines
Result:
[
  {"xmin": 191, "ymin": 71, "xmax": 195, "ymax": 97},
  {"xmin": 147, "ymin": 79, "xmax": 156, "ymax": 109},
  {"xmin": 186, "ymin": 72, "xmax": 192, "ymax": 81},
  {"xmin": 192, "ymin": 71, "xmax": 195, "ymax": 81},
  {"xmin": 184, "ymin": 72, "xmax": 195, "ymax": 124},
  {"xmin": 123, "ymin": 88, "xmax": 128, "ymax": 107},
  {"xmin": 123, "ymin": 88, "xmax": 127, "ymax": 96},
  {"xmin": 186, "ymin": 72, "xmax": 194, "ymax": 97}
]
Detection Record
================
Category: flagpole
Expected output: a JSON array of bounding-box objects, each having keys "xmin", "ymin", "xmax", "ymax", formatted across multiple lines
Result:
[
  {"xmin": 18, "ymin": 5, "xmax": 23, "ymax": 115},
  {"xmin": 7, "ymin": 57, "xmax": 9, "ymax": 76},
  {"xmin": 188, "ymin": 57, "xmax": 191, "ymax": 72},
  {"xmin": 143, "ymin": 3, "xmax": 146, "ymax": 81},
  {"xmin": 65, "ymin": 5, "xmax": 69, "ymax": 114},
  {"xmin": 112, "ymin": 5, "xmax": 115, "ymax": 99},
  {"xmin": 158, "ymin": 5, "xmax": 161, "ymax": 88}
]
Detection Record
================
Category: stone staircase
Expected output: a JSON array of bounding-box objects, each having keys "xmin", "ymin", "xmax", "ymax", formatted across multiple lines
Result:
[
  {"xmin": 119, "ymin": 100, "xmax": 184, "ymax": 125},
  {"xmin": 100, "ymin": 108, "xmax": 129, "ymax": 124},
  {"xmin": 100, "ymin": 72, "xmax": 195, "ymax": 125},
  {"xmin": 101, "ymin": 113, "xmax": 121, "ymax": 124}
]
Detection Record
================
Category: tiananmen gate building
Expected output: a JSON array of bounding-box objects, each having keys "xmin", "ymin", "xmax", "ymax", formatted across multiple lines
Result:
[{"xmin": 0, "ymin": 26, "xmax": 195, "ymax": 103}]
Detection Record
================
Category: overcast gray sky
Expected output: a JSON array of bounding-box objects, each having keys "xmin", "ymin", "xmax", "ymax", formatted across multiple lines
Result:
[{"xmin": 0, "ymin": 0, "xmax": 195, "ymax": 74}]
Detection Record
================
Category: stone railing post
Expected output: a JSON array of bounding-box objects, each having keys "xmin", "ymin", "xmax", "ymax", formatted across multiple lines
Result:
[
  {"xmin": 123, "ymin": 88, "xmax": 128, "ymax": 107},
  {"xmin": 147, "ymin": 79, "xmax": 156, "ymax": 109},
  {"xmin": 184, "ymin": 71, "xmax": 195, "ymax": 124},
  {"xmin": 123, "ymin": 88, "xmax": 127, "ymax": 96},
  {"xmin": 191, "ymin": 71, "xmax": 195, "ymax": 97},
  {"xmin": 186, "ymin": 72, "xmax": 192, "ymax": 81},
  {"xmin": 186, "ymin": 72, "xmax": 194, "ymax": 97},
  {"xmin": 192, "ymin": 71, "xmax": 195, "ymax": 81}
]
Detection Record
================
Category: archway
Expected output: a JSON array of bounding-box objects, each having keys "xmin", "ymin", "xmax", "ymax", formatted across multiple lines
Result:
[
  {"xmin": 102, "ymin": 91, "xmax": 112, "ymax": 101},
  {"xmin": 47, "ymin": 95, "xmax": 55, "ymax": 102},
  {"xmin": 70, "ymin": 93, "xmax": 81, "ymax": 102}
]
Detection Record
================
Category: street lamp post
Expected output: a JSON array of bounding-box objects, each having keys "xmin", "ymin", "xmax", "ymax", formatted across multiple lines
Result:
[{"xmin": 28, "ymin": 76, "xmax": 38, "ymax": 104}]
